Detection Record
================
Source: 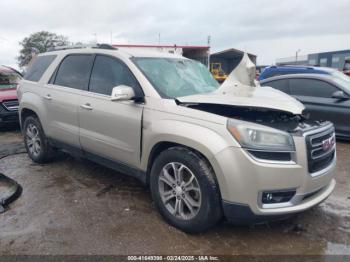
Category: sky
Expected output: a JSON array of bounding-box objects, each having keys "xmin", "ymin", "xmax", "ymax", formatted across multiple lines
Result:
[{"xmin": 1, "ymin": 0, "xmax": 350, "ymax": 69}]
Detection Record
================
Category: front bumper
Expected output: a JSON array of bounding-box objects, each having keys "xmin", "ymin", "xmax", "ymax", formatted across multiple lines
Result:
[
  {"xmin": 211, "ymin": 129, "xmax": 336, "ymax": 222},
  {"xmin": 0, "ymin": 111, "xmax": 19, "ymax": 124},
  {"xmin": 222, "ymin": 178, "xmax": 335, "ymax": 224}
]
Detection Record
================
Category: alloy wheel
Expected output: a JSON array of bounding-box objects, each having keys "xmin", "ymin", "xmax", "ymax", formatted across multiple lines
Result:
[
  {"xmin": 25, "ymin": 123, "xmax": 41, "ymax": 158},
  {"xmin": 158, "ymin": 162, "xmax": 202, "ymax": 220}
]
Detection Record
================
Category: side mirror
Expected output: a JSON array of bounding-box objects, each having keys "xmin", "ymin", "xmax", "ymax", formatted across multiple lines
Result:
[
  {"xmin": 111, "ymin": 85, "xmax": 135, "ymax": 101},
  {"xmin": 332, "ymin": 90, "xmax": 349, "ymax": 100}
]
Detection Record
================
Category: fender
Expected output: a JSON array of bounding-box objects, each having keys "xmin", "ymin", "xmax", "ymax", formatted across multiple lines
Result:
[
  {"xmin": 141, "ymin": 119, "xmax": 232, "ymax": 171},
  {"xmin": 19, "ymin": 91, "xmax": 48, "ymax": 132}
]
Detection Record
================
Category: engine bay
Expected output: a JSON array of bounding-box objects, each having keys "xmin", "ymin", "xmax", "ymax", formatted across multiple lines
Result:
[{"xmin": 185, "ymin": 103, "xmax": 328, "ymax": 134}]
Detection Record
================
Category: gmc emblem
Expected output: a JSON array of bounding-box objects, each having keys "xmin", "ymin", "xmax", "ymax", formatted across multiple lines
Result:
[{"xmin": 322, "ymin": 135, "xmax": 335, "ymax": 152}]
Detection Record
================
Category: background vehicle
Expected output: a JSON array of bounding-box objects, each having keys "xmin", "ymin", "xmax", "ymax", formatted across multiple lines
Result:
[
  {"xmin": 0, "ymin": 66, "xmax": 22, "ymax": 125},
  {"xmin": 18, "ymin": 46, "xmax": 336, "ymax": 233},
  {"xmin": 261, "ymin": 73, "xmax": 350, "ymax": 139},
  {"xmin": 255, "ymin": 65, "xmax": 268, "ymax": 79},
  {"xmin": 210, "ymin": 62, "xmax": 227, "ymax": 82},
  {"xmin": 259, "ymin": 65, "xmax": 335, "ymax": 81},
  {"xmin": 343, "ymin": 59, "xmax": 350, "ymax": 77}
]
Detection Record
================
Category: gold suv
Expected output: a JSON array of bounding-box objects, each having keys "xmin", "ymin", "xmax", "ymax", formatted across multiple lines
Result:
[{"xmin": 18, "ymin": 45, "xmax": 336, "ymax": 233}]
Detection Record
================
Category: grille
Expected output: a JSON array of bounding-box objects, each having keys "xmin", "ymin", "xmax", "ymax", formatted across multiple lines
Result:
[
  {"xmin": 305, "ymin": 125, "xmax": 335, "ymax": 173},
  {"xmin": 2, "ymin": 99, "xmax": 19, "ymax": 111}
]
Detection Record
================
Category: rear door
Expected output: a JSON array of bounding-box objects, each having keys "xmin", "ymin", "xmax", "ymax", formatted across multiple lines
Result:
[
  {"xmin": 289, "ymin": 78, "xmax": 350, "ymax": 134},
  {"xmin": 45, "ymin": 54, "xmax": 95, "ymax": 148},
  {"xmin": 78, "ymin": 54, "xmax": 144, "ymax": 168},
  {"xmin": 262, "ymin": 79, "xmax": 290, "ymax": 94}
]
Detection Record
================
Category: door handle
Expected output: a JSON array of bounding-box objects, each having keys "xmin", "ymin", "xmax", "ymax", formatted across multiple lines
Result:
[
  {"xmin": 44, "ymin": 94, "xmax": 52, "ymax": 100},
  {"xmin": 80, "ymin": 103, "xmax": 93, "ymax": 110}
]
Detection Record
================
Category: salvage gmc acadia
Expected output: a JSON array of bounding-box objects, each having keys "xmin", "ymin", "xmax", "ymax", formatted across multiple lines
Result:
[{"xmin": 17, "ymin": 45, "xmax": 336, "ymax": 233}]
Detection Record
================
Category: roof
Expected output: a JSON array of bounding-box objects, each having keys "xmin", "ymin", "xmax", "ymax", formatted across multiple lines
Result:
[
  {"xmin": 260, "ymin": 73, "xmax": 335, "ymax": 83},
  {"xmin": 310, "ymin": 49, "xmax": 350, "ymax": 56},
  {"xmin": 113, "ymin": 44, "xmax": 209, "ymax": 49},
  {"xmin": 210, "ymin": 48, "xmax": 256, "ymax": 58},
  {"xmin": 40, "ymin": 46, "xmax": 185, "ymax": 59},
  {"xmin": 265, "ymin": 65, "xmax": 336, "ymax": 73}
]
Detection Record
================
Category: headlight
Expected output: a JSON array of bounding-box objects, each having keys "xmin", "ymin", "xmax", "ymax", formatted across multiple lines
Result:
[{"xmin": 227, "ymin": 119, "xmax": 295, "ymax": 152}]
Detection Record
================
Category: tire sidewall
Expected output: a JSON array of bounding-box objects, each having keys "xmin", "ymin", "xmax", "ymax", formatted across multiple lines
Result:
[
  {"xmin": 150, "ymin": 147, "xmax": 221, "ymax": 233},
  {"xmin": 23, "ymin": 116, "xmax": 49, "ymax": 163}
]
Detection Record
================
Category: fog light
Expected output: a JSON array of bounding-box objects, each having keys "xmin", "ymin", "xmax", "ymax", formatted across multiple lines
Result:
[{"xmin": 262, "ymin": 190, "xmax": 296, "ymax": 204}]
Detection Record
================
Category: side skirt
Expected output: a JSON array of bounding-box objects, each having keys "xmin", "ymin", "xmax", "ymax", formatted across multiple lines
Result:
[{"xmin": 48, "ymin": 138, "xmax": 147, "ymax": 184}]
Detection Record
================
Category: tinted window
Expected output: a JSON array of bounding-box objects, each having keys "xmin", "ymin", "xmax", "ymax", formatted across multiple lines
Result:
[
  {"xmin": 289, "ymin": 79, "xmax": 338, "ymax": 98},
  {"xmin": 89, "ymin": 55, "xmax": 141, "ymax": 96},
  {"xmin": 263, "ymin": 79, "xmax": 289, "ymax": 94},
  {"xmin": 24, "ymin": 55, "xmax": 56, "ymax": 82},
  {"xmin": 54, "ymin": 55, "xmax": 94, "ymax": 90}
]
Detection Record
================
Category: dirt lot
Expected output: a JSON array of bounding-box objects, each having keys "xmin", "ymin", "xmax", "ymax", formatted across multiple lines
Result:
[{"xmin": 0, "ymin": 126, "xmax": 349, "ymax": 255}]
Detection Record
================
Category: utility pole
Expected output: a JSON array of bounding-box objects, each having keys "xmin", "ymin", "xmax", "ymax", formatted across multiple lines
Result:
[
  {"xmin": 207, "ymin": 35, "xmax": 211, "ymax": 69},
  {"xmin": 158, "ymin": 33, "xmax": 161, "ymax": 45},
  {"xmin": 92, "ymin": 33, "xmax": 98, "ymax": 43},
  {"xmin": 295, "ymin": 49, "xmax": 301, "ymax": 63}
]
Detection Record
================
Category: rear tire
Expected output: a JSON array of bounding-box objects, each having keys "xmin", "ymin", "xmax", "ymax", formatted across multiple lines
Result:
[
  {"xmin": 23, "ymin": 116, "xmax": 54, "ymax": 163},
  {"xmin": 150, "ymin": 146, "xmax": 222, "ymax": 233}
]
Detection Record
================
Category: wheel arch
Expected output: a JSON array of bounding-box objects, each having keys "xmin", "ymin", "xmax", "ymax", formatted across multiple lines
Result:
[
  {"xmin": 144, "ymin": 141, "xmax": 222, "ymax": 191},
  {"xmin": 19, "ymin": 92, "xmax": 46, "ymax": 130},
  {"xmin": 20, "ymin": 108, "xmax": 39, "ymax": 124}
]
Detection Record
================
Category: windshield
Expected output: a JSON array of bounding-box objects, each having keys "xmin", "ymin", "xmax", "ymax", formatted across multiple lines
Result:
[
  {"xmin": 344, "ymin": 62, "xmax": 350, "ymax": 70},
  {"xmin": 133, "ymin": 58, "xmax": 220, "ymax": 98},
  {"xmin": 331, "ymin": 71, "xmax": 350, "ymax": 93},
  {"xmin": 0, "ymin": 71, "xmax": 21, "ymax": 89}
]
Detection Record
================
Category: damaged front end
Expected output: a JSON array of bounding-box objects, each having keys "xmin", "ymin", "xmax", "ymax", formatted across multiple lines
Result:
[
  {"xmin": 180, "ymin": 102, "xmax": 327, "ymax": 133},
  {"xmin": 176, "ymin": 52, "xmax": 316, "ymax": 132},
  {"xmin": 177, "ymin": 52, "xmax": 330, "ymax": 153}
]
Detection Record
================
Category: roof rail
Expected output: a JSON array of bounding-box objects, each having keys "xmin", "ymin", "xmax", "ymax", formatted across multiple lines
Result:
[
  {"xmin": 277, "ymin": 64, "xmax": 315, "ymax": 69},
  {"xmin": 47, "ymin": 43, "xmax": 117, "ymax": 52}
]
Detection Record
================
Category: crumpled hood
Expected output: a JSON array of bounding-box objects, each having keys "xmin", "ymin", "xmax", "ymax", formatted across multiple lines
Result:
[
  {"xmin": 0, "ymin": 88, "xmax": 17, "ymax": 103},
  {"xmin": 177, "ymin": 52, "xmax": 305, "ymax": 115},
  {"xmin": 221, "ymin": 52, "xmax": 258, "ymax": 87},
  {"xmin": 176, "ymin": 86, "xmax": 305, "ymax": 115}
]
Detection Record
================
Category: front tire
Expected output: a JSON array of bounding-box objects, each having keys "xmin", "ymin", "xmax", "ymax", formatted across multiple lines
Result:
[
  {"xmin": 150, "ymin": 147, "xmax": 222, "ymax": 233},
  {"xmin": 23, "ymin": 116, "xmax": 54, "ymax": 163}
]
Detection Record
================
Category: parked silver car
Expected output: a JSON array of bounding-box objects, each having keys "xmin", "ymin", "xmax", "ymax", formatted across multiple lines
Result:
[
  {"xmin": 260, "ymin": 72, "xmax": 350, "ymax": 139},
  {"xmin": 18, "ymin": 45, "xmax": 336, "ymax": 233}
]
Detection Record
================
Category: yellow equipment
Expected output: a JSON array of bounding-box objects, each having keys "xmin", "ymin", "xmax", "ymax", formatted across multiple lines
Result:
[{"xmin": 210, "ymin": 63, "xmax": 228, "ymax": 83}]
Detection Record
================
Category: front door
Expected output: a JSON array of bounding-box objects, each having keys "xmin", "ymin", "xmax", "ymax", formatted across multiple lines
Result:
[
  {"xmin": 289, "ymin": 78, "xmax": 350, "ymax": 135},
  {"xmin": 78, "ymin": 55, "xmax": 144, "ymax": 168}
]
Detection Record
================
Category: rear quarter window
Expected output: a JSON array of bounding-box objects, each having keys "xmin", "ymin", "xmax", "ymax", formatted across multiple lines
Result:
[{"xmin": 24, "ymin": 55, "xmax": 57, "ymax": 82}]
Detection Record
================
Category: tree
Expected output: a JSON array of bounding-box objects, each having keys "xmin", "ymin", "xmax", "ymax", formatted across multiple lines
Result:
[{"xmin": 17, "ymin": 31, "xmax": 68, "ymax": 67}]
